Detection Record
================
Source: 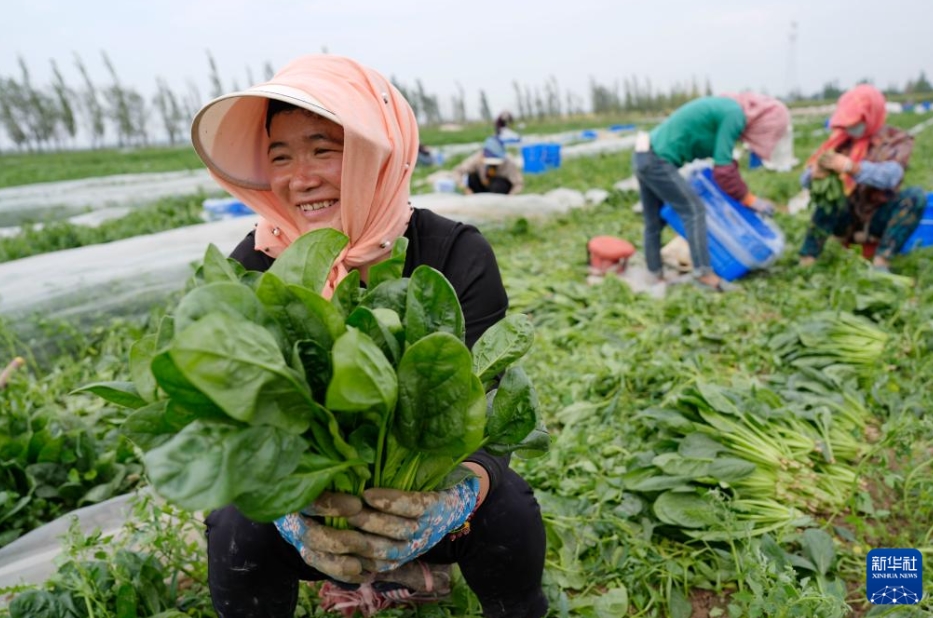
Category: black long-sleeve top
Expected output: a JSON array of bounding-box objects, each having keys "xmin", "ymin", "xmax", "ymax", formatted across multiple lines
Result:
[{"xmin": 229, "ymin": 208, "xmax": 512, "ymax": 492}]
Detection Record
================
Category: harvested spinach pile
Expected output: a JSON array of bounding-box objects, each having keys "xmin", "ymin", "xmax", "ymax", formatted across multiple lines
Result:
[
  {"xmin": 768, "ymin": 310, "xmax": 889, "ymax": 380},
  {"xmin": 625, "ymin": 376, "xmax": 873, "ymax": 542},
  {"xmin": 79, "ymin": 229, "xmax": 548, "ymax": 521}
]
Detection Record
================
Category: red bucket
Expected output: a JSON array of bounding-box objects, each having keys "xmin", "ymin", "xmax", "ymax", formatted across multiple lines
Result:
[{"xmin": 587, "ymin": 236, "xmax": 635, "ymax": 274}]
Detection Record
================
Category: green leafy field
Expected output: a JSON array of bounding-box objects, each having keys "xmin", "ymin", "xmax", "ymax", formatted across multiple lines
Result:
[{"xmin": 1, "ymin": 114, "xmax": 932, "ymax": 617}]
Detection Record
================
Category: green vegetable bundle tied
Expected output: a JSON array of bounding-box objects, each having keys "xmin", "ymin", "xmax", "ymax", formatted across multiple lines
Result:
[
  {"xmin": 78, "ymin": 229, "xmax": 549, "ymax": 521},
  {"xmin": 809, "ymin": 173, "xmax": 846, "ymax": 210}
]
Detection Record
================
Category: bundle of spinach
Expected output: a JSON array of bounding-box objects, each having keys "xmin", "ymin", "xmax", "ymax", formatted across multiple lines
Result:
[
  {"xmin": 809, "ymin": 173, "xmax": 846, "ymax": 210},
  {"xmin": 78, "ymin": 229, "xmax": 548, "ymax": 522}
]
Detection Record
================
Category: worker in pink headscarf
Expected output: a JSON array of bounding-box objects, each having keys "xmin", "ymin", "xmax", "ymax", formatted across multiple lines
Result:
[
  {"xmin": 633, "ymin": 93, "xmax": 791, "ymax": 292},
  {"xmin": 799, "ymin": 84, "xmax": 925, "ymax": 271},
  {"xmin": 191, "ymin": 54, "xmax": 547, "ymax": 618}
]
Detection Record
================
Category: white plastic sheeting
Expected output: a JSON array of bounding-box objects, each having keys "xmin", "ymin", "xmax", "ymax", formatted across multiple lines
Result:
[
  {"xmin": 0, "ymin": 491, "xmax": 143, "ymax": 591},
  {"xmin": 0, "ymin": 190, "xmax": 609, "ymax": 324},
  {"xmin": 0, "ymin": 215, "xmax": 260, "ymax": 322},
  {"xmin": 0, "ymin": 170, "xmax": 219, "ymax": 218}
]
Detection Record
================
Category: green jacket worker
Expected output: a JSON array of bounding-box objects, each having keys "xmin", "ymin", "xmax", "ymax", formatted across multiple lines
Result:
[{"xmin": 633, "ymin": 94, "xmax": 790, "ymax": 292}]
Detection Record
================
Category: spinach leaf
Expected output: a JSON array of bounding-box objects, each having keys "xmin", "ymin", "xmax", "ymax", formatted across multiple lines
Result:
[
  {"xmin": 235, "ymin": 453, "xmax": 363, "ymax": 522},
  {"xmin": 484, "ymin": 366, "xmax": 540, "ymax": 451},
  {"xmin": 325, "ymin": 327, "xmax": 398, "ymax": 415},
  {"xmin": 360, "ymin": 278, "xmax": 409, "ymax": 317},
  {"xmin": 127, "ymin": 332, "xmax": 160, "ymax": 403},
  {"xmin": 255, "ymin": 272, "xmax": 346, "ymax": 350},
  {"xmin": 404, "ymin": 265, "xmax": 465, "ymax": 345},
  {"xmin": 174, "ymin": 281, "xmax": 287, "ymax": 353},
  {"xmin": 200, "ymin": 242, "xmax": 245, "ymax": 284},
  {"xmin": 167, "ymin": 312, "xmax": 315, "ymax": 433},
  {"xmin": 71, "ymin": 381, "xmax": 148, "ymax": 410},
  {"xmin": 346, "ymin": 306, "xmax": 402, "ymax": 366},
  {"xmin": 395, "ymin": 332, "xmax": 485, "ymax": 456},
  {"xmin": 144, "ymin": 420, "xmax": 307, "ymax": 513},
  {"xmin": 268, "ymin": 228, "xmax": 348, "ymax": 291},
  {"xmin": 367, "ymin": 237, "xmax": 409, "ymax": 289},
  {"xmin": 471, "ymin": 313, "xmax": 535, "ymax": 383},
  {"xmin": 291, "ymin": 339, "xmax": 332, "ymax": 403},
  {"xmin": 120, "ymin": 401, "xmax": 179, "ymax": 451},
  {"xmin": 331, "ymin": 269, "xmax": 362, "ymax": 317}
]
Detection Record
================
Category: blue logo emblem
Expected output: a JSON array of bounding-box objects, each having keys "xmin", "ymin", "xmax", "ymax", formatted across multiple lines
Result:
[{"xmin": 867, "ymin": 549, "xmax": 922, "ymax": 604}]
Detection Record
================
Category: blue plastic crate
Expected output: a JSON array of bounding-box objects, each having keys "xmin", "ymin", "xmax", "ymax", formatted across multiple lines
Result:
[
  {"xmin": 580, "ymin": 129, "xmax": 598, "ymax": 140},
  {"xmin": 659, "ymin": 168, "xmax": 786, "ymax": 281},
  {"xmin": 900, "ymin": 193, "xmax": 933, "ymax": 254},
  {"xmin": 749, "ymin": 152, "xmax": 762, "ymax": 169},
  {"xmin": 202, "ymin": 197, "xmax": 253, "ymax": 220},
  {"xmin": 521, "ymin": 143, "xmax": 562, "ymax": 174},
  {"xmin": 660, "ymin": 205, "xmax": 749, "ymax": 281}
]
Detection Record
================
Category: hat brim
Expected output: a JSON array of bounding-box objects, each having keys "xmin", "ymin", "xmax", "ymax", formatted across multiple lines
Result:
[
  {"xmin": 191, "ymin": 84, "xmax": 340, "ymax": 190},
  {"xmin": 483, "ymin": 157, "xmax": 504, "ymax": 165}
]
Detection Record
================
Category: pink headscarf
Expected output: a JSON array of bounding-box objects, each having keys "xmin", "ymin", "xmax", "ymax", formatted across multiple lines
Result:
[
  {"xmin": 806, "ymin": 84, "xmax": 887, "ymax": 195},
  {"xmin": 191, "ymin": 54, "xmax": 418, "ymax": 297},
  {"xmin": 721, "ymin": 92, "xmax": 791, "ymax": 160}
]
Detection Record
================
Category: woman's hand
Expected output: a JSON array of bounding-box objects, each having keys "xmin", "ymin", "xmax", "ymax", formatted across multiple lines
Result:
[
  {"xmin": 347, "ymin": 475, "xmax": 480, "ymax": 572},
  {"xmin": 811, "ymin": 161, "xmax": 830, "ymax": 180},
  {"xmin": 274, "ymin": 475, "xmax": 480, "ymax": 578},
  {"xmin": 274, "ymin": 492, "xmax": 370, "ymax": 583},
  {"xmin": 818, "ymin": 152, "xmax": 855, "ymax": 175},
  {"xmin": 748, "ymin": 197, "xmax": 777, "ymax": 216}
]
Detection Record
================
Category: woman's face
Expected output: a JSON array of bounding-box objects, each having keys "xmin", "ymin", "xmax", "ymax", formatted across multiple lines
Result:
[{"xmin": 267, "ymin": 109, "xmax": 344, "ymax": 228}]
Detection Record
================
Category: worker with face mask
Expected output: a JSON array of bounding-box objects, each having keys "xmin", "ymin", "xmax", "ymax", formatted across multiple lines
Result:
[{"xmin": 799, "ymin": 84, "xmax": 927, "ymax": 271}]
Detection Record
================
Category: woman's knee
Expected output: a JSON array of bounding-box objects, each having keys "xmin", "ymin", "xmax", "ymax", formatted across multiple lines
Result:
[{"xmin": 900, "ymin": 186, "xmax": 928, "ymax": 214}]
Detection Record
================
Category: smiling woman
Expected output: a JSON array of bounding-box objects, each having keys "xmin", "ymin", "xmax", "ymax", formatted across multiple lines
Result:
[
  {"xmin": 266, "ymin": 104, "xmax": 345, "ymax": 229},
  {"xmin": 188, "ymin": 53, "xmax": 549, "ymax": 618}
]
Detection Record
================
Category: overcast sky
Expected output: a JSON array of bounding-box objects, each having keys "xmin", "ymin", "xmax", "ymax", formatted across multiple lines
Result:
[{"xmin": 3, "ymin": 0, "xmax": 932, "ymax": 120}]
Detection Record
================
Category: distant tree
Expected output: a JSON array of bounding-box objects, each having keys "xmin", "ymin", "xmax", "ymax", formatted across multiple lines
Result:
[
  {"xmin": 532, "ymin": 88, "xmax": 545, "ymax": 119},
  {"xmin": 820, "ymin": 81, "xmax": 844, "ymax": 100},
  {"xmin": 416, "ymin": 80, "xmax": 441, "ymax": 125},
  {"xmin": 882, "ymin": 83, "xmax": 901, "ymax": 97},
  {"xmin": 906, "ymin": 71, "xmax": 933, "ymax": 94},
  {"xmin": 263, "ymin": 61, "xmax": 275, "ymax": 81},
  {"xmin": 207, "ymin": 50, "xmax": 224, "ymax": 99},
  {"xmin": 50, "ymin": 60, "xmax": 77, "ymax": 145},
  {"xmin": 705, "ymin": 77, "xmax": 714, "ymax": 97},
  {"xmin": 451, "ymin": 82, "xmax": 467, "ymax": 124},
  {"xmin": 102, "ymin": 51, "xmax": 134, "ymax": 146},
  {"xmin": 153, "ymin": 77, "xmax": 185, "ymax": 146},
  {"xmin": 74, "ymin": 53, "xmax": 106, "ymax": 148},
  {"xmin": 544, "ymin": 76, "xmax": 561, "ymax": 117},
  {"xmin": 590, "ymin": 77, "xmax": 621, "ymax": 114},
  {"xmin": 125, "ymin": 89, "xmax": 149, "ymax": 145},
  {"xmin": 512, "ymin": 81, "xmax": 526, "ymax": 118},
  {"xmin": 184, "ymin": 79, "xmax": 203, "ymax": 122},
  {"xmin": 478, "ymin": 90, "xmax": 492, "ymax": 123},
  {"xmin": 18, "ymin": 56, "xmax": 57, "ymax": 149},
  {"xmin": 565, "ymin": 91, "xmax": 584, "ymax": 116},
  {"xmin": 0, "ymin": 78, "xmax": 29, "ymax": 151},
  {"xmin": 391, "ymin": 78, "xmax": 422, "ymax": 123},
  {"xmin": 245, "ymin": 66, "xmax": 255, "ymax": 88}
]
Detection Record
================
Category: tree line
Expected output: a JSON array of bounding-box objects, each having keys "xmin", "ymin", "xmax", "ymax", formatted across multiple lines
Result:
[
  {"xmin": 0, "ymin": 50, "xmax": 723, "ymax": 153},
  {"xmin": 3, "ymin": 50, "xmax": 931, "ymax": 153},
  {"xmin": 0, "ymin": 51, "xmax": 275, "ymax": 153}
]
